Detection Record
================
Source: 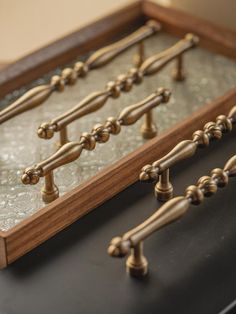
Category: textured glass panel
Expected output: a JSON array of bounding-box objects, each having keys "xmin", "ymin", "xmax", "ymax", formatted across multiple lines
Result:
[{"xmin": 0, "ymin": 33, "xmax": 236, "ymax": 231}]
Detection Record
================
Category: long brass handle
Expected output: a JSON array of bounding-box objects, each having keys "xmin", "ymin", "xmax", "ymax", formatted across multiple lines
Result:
[
  {"xmin": 22, "ymin": 88, "xmax": 171, "ymax": 203},
  {"xmin": 38, "ymin": 33, "xmax": 199, "ymax": 146},
  {"xmin": 0, "ymin": 20, "xmax": 160, "ymax": 125},
  {"xmin": 140, "ymin": 105, "xmax": 236, "ymax": 201},
  {"xmin": 108, "ymin": 154, "xmax": 236, "ymax": 277}
]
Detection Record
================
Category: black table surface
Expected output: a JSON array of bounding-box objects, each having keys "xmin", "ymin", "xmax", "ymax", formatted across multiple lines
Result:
[{"xmin": 0, "ymin": 127, "xmax": 236, "ymax": 314}]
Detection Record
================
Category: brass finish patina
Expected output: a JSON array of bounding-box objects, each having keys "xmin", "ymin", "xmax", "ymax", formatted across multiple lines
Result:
[
  {"xmin": 22, "ymin": 88, "xmax": 171, "ymax": 203},
  {"xmin": 37, "ymin": 33, "xmax": 199, "ymax": 146},
  {"xmin": 0, "ymin": 20, "xmax": 161, "ymax": 125},
  {"xmin": 108, "ymin": 154, "xmax": 236, "ymax": 277},
  {"xmin": 140, "ymin": 106, "xmax": 236, "ymax": 201}
]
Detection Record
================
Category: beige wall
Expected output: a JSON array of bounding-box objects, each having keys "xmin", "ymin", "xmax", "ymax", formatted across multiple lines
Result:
[{"xmin": 0, "ymin": 0, "xmax": 235, "ymax": 64}]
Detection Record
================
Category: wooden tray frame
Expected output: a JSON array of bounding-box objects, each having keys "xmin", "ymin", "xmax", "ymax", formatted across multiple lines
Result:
[{"xmin": 0, "ymin": 0, "xmax": 236, "ymax": 268}]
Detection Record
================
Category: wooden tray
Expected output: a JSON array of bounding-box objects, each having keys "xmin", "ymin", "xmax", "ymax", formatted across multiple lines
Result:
[
  {"xmin": 0, "ymin": 125, "xmax": 235, "ymax": 314},
  {"xmin": 0, "ymin": 0, "xmax": 236, "ymax": 268}
]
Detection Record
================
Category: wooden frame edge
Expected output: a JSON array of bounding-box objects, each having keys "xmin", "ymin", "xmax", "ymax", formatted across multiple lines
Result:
[
  {"xmin": 2, "ymin": 86, "xmax": 236, "ymax": 265},
  {"xmin": 0, "ymin": 232, "xmax": 7, "ymax": 269}
]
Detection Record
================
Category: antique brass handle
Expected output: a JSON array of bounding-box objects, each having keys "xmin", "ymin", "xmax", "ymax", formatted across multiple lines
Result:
[
  {"xmin": 38, "ymin": 33, "xmax": 199, "ymax": 146},
  {"xmin": 22, "ymin": 88, "xmax": 171, "ymax": 203},
  {"xmin": 108, "ymin": 154, "xmax": 236, "ymax": 277},
  {"xmin": 0, "ymin": 20, "xmax": 160, "ymax": 125},
  {"xmin": 140, "ymin": 105, "xmax": 236, "ymax": 201}
]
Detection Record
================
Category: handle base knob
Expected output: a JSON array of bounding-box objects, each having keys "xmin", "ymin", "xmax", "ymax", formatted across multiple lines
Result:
[
  {"xmin": 140, "ymin": 122, "xmax": 158, "ymax": 139},
  {"xmin": 126, "ymin": 254, "xmax": 148, "ymax": 278},
  {"xmin": 155, "ymin": 180, "xmax": 173, "ymax": 202}
]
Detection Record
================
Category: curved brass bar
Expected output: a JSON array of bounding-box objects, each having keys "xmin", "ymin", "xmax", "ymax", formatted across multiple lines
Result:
[
  {"xmin": 108, "ymin": 154, "xmax": 236, "ymax": 277},
  {"xmin": 38, "ymin": 33, "xmax": 199, "ymax": 145},
  {"xmin": 0, "ymin": 20, "xmax": 161, "ymax": 125},
  {"xmin": 22, "ymin": 88, "xmax": 171, "ymax": 203},
  {"xmin": 140, "ymin": 105, "xmax": 236, "ymax": 201}
]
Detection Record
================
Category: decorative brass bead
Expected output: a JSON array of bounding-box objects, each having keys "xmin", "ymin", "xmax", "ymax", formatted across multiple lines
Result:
[
  {"xmin": 192, "ymin": 130, "xmax": 209, "ymax": 147},
  {"xmin": 80, "ymin": 132, "xmax": 96, "ymax": 150},
  {"xmin": 73, "ymin": 61, "xmax": 88, "ymax": 77},
  {"xmin": 204, "ymin": 122, "xmax": 222, "ymax": 140},
  {"xmin": 128, "ymin": 68, "xmax": 143, "ymax": 84},
  {"xmin": 139, "ymin": 164, "xmax": 158, "ymax": 181},
  {"xmin": 186, "ymin": 185, "xmax": 204, "ymax": 205},
  {"xmin": 157, "ymin": 87, "xmax": 171, "ymax": 103},
  {"xmin": 116, "ymin": 74, "xmax": 133, "ymax": 92},
  {"xmin": 123, "ymin": 77, "xmax": 133, "ymax": 92},
  {"xmin": 211, "ymin": 168, "xmax": 229, "ymax": 187},
  {"xmin": 50, "ymin": 75, "xmax": 65, "ymax": 92},
  {"xmin": 21, "ymin": 168, "xmax": 41, "ymax": 185},
  {"xmin": 216, "ymin": 115, "xmax": 232, "ymax": 132},
  {"xmin": 106, "ymin": 81, "xmax": 121, "ymax": 98},
  {"xmin": 108, "ymin": 237, "xmax": 131, "ymax": 257},
  {"xmin": 197, "ymin": 176, "xmax": 217, "ymax": 197},
  {"xmin": 105, "ymin": 117, "xmax": 121, "ymax": 135},
  {"xmin": 185, "ymin": 33, "xmax": 199, "ymax": 46},
  {"xmin": 37, "ymin": 122, "xmax": 55, "ymax": 139},
  {"xmin": 92, "ymin": 124, "xmax": 110, "ymax": 143},
  {"xmin": 61, "ymin": 68, "xmax": 77, "ymax": 85}
]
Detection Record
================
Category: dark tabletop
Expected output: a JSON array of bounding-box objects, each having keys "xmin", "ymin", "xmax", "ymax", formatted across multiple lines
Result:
[{"xmin": 0, "ymin": 127, "xmax": 236, "ymax": 314}]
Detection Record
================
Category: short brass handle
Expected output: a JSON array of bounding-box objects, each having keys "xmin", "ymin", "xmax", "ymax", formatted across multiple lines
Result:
[
  {"xmin": 108, "ymin": 154, "xmax": 236, "ymax": 277},
  {"xmin": 0, "ymin": 20, "xmax": 160, "ymax": 125},
  {"xmin": 22, "ymin": 88, "xmax": 171, "ymax": 203}
]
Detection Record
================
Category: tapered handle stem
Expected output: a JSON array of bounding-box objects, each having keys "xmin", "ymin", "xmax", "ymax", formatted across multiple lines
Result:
[
  {"xmin": 140, "ymin": 33, "xmax": 198, "ymax": 76},
  {"xmin": 86, "ymin": 20, "xmax": 161, "ymax": 69}
]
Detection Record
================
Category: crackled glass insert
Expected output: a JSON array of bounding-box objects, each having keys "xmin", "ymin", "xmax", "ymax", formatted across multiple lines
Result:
[{"xmin": 0, "ymin": 32, "xmax": 236, "ymax": 231}]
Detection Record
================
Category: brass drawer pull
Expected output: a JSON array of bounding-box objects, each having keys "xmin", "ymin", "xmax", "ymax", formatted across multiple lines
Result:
[
  {"xmin": 140, "ymin": 105, "xmax": 236, "ymax": 201},
  {"xmin": 22, "ymin": 88, "xmax": 171, "ymax": 203},
  {"xmin": 108, "ymin": 154, "xmax": 236, "ymax": 277},
  {"xmin": 0, "ymin": 20, "xmax": 161, "ymax": 125},
  {"xmin": 38, "ymin": 33, "xmax": 199, "ymax": 146}
]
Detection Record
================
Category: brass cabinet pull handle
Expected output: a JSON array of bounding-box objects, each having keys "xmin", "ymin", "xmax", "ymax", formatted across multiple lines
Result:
[
  {"xmin": 140, "ymin": 105, "xmax": 236, "ymax": 201},
  {"xmin": 22, "ymin": 88, "xmax": 171, "ymax": 203},
  {"xmin": 0, "ymin": 20, "xmax": 161, "ymax": 125},
  {"xmin": 108, "ymin": 154, "xmax": 236, "ymax": 277},
  {"xmin": 38, "ymin": 33, "xmax": 199, "ymax": 146}
]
